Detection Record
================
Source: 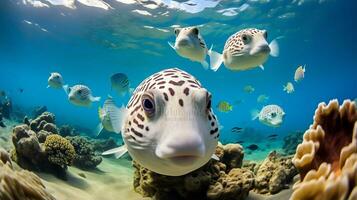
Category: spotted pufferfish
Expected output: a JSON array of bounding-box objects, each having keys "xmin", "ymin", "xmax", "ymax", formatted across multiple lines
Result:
[
  {"xmin": 168, "ymin": 27, "xmax": 220, "ymax": 70},
  {"xmin": 210, "ymin": 28, "xmax": 279, "ymax": 71},
  {"xmin": 103, "ymin": 68, "xmax": 220, "ymax": 176}
]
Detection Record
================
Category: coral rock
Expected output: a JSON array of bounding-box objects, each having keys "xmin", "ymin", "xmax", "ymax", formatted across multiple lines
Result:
[
  {"xmin": 133, "ymin": 143, "xmax": 253, "ymax": 200},
  {"xmin": 30, "ymin": 112, "xmax": 55, "ymax": 132},
  {"xmin": 254, "ymin": 151, "xmax": 297, "ymax": 195},
  {"xmin": 222, "ymin": 143, "xmax": 244, "ymax": 170},
  {"xmin": 12, "ymin": 124, "xmax": 46, "ymax": 169},
  {"xmin": 207, "ymin": 168, "xmax": 254, "ymax": 200},
  {"xmin": 291, "ymin": 99, "xmax": 357, "ymax": 200}
]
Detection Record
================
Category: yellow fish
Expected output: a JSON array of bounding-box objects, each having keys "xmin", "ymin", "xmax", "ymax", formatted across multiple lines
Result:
[{"xmin": 217, "ymin": 101, "xmax": 233, "ymax": 113}]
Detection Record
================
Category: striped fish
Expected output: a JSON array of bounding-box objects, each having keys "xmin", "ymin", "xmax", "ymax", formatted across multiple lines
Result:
[
  {"xmin": 67, "ymin": 84, "xmax": 101, "ymax": 107},
  {"xmin": 110, "ymin": 73, "xmax": 133, "ymax": 96}
]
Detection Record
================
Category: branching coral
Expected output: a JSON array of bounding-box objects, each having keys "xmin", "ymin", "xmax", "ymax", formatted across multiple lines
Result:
[
  {"xmin": 291, "ymin": 99, "xmax": 357, "ymax": 200},
  {"xmin": 44, "ymin": 134, "xmax": 75, "ymax": 169}
]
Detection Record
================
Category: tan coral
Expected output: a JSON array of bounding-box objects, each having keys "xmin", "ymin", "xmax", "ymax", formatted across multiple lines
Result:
[
  {"xmin": 291, "ymin": 99, "xmax": 357, "ymax": 200},
  {"xmin": 0, "ymin": 154, "xmax": 56, "ymax": 200}
]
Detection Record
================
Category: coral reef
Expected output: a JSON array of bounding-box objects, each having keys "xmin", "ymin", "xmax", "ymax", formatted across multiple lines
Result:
[
  {"xmin": 29, "ymin": 112, "xmax": 58, "ymax": 134},
  {"xmin": 252, "ymin": 151, "xmax": 297, "ymax": 194},
  {"xmin": 133, "ymin": 143, "xmax": 254, "ymax": 200},
  {"xmin": 291, "ymin": 99, "xmax": 357, "ymax": 200},
  {"xmin": 44, "ymin": 134, "xmax": 75, "ymax": 168},
  {"xmin": 0, "ymin": 149, "xmax": 56, "ymax": 200},
  {"xmin": 282, "ymin": 131, "xmax": 304, "ymax": 155},
  {"xmin": 67, "ymin": 136, "xmax": 102, "ymax": 169},
  {"xmin": 221, "ymin": 143, "xmax": 244, "ymax": 171},
  {"xmin": 11, "ymin": 112, "xmax": 76, "ymax": 178}
]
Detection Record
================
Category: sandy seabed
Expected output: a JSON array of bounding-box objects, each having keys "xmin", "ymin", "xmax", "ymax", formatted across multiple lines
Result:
[{"xmin": 37, "ymin": 158, "xmax": 293, "ymax": 200}]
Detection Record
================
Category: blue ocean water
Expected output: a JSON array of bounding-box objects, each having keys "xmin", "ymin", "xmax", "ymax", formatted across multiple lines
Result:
[{"xmin": 1, "ymin": 0, "xmax": 356, "ymax": 155}]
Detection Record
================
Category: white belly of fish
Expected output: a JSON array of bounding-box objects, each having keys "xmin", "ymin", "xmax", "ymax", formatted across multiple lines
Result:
[
  {"xmin": 224, "ymin": 52, "xmax": 269, "ymax": 71},
  {"xmin": 176, "ymin": 46, "xmax": 206, "ymax": 62}
]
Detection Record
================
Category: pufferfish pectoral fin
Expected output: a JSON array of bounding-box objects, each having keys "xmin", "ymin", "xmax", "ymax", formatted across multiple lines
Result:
[
  {"xmin": 208, "ymin": 45, "xmax": 223, "ymax": 72},
  {"xmin": 105, "ymin": 102, "xmax": 128, "ymax": 134},
  {"xmin": 168, "ymin": 41, "xmax": 176, "ymax": 50},
  {"xmin": 102, "ymin": 145, "xmax": 128, "ymax": 159}
]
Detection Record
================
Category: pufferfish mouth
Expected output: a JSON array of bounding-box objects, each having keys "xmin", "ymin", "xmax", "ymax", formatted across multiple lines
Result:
[{"xmin": 168, "ymin": 155, "xmax": 200, "ymax": 166}]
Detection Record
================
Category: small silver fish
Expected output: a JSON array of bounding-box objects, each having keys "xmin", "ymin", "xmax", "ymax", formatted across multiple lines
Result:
[
  {"xmin": 67, "ymin": 85, "xmax": 101, "ymax": 107},
  {"xmin": 110, "ymin": 73, "xmax": 133, "ymax": 96},
  {"xmin": 168, "ymin": 26, "xmax": 220, "ymax": 69},
  {"xmin": 210, "ymin": 28, "xmax": 279, "ymax": 71},
  {"xmin": 252, "ymin": 105, "xmax": 285, "ymax": 127},
  {"xmin": 47, "ymin": 72, "xmax": 68, "ymax": 91}
]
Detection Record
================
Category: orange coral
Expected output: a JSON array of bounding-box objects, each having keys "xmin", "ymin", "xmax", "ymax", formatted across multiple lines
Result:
[{"xmin": 292, "ymin": 99, "xmax": 357, "ymax": 200}]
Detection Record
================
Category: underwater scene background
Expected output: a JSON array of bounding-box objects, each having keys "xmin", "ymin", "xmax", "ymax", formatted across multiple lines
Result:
[{"xmin": 1, "ymin": 0, "xmax": 357, "ymax": 200}]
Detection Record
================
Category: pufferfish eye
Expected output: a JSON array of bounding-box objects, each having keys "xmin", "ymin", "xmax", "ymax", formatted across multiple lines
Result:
[
  {"xmin": 174, "ymin": 28, "xmax": 181, "ymax": 36},
  {"xmin": 192, "ymin": 27, "xmax": 199, "ymax": 35},
  {"xmin": 142, "ymin": 93, "xmax": 155, "ymax": 117},
  {"xmin": 241, "ymin": 34, "xmax": 250, "ymax": 43},
  {"xmin": 77, "ymin": 90, "xmax": 82, "ymax": 95}
]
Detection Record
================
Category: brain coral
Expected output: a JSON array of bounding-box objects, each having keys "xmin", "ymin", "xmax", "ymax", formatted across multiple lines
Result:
[
  {"xmin": 44, "ymin": 134, "xmax": 75, "ymax": 168},
  {"xmin": 291, "ymin": 99, "xmax": 357, "ymax": 200},
  {"xmin": 0, "ymin": 151, "xmax": 56, "ymax": 200}
]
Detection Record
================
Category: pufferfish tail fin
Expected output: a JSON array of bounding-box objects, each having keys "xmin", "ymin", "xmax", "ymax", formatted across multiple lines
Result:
[
  {"xmin": 269, "ymin": 39, "xmax": 279, "ymax": 57},
  {"xmin": 102, "ymin": 145, "xmax": 128, "ymax": 159},
  {"xmin": 251, "ymin": 109, "xmax": 260, "ymax": 121}
]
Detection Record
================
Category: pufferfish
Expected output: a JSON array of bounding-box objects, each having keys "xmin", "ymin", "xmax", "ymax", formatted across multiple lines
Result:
[
  {"xmin": 102, "ymin": 68, "xmax": 220, "ymax": 176},
  {"xmin": 168, "ymin": 27, "xmax": 220, "ymax": 70},
  {"xmin": 210, "ymin": 28, "xmax": 279, "ymax": 71},
  {"xmin": 47, "ymin": 72, "xmax": 68, "ymax": 92},
  {"xmin": 251, "ymin": 104, "xmax": 285, "ymax": 127}
]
